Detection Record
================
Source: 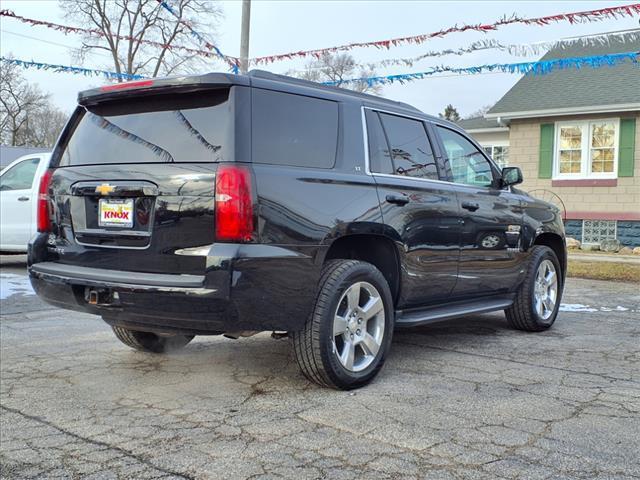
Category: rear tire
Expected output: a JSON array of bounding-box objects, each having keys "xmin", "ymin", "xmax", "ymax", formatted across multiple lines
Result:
[
  {"xmin": 292, "ymin": 260, "xmax": 394, "ymax": 390},
  {"xmin": 505, "ymin": 246, "xmax": 563, "ymax": 332},
  {"xmin": 112, "ymin": 326, "xmax": 194, "ymax": 353}
]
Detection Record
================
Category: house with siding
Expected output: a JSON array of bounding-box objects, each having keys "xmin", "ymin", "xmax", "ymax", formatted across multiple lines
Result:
[
  {"xmin": 464, "ymin": 33, "xmax": 639, "ymax": 247},
  {"xmin": 456, "ymin": 117, "xmax": 510, "ymax": 168}
]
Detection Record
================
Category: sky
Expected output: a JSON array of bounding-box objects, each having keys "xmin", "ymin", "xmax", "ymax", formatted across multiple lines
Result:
[{"xmin": 1, "ymin": 0, "xmax": 638, "ymax": 116}]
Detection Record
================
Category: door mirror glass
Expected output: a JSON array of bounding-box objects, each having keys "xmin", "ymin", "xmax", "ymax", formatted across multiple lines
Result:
[{"xmin": 501, "ymin": 166, "xmax": 523, "ymax": 187}]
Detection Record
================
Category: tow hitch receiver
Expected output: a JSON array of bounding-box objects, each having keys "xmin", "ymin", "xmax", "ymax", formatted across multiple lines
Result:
[{"xmin": 85, "ymin": 288, "xmax": 117, "ymax": 306}]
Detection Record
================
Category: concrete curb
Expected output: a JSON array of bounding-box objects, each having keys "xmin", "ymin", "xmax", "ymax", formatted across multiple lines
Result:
[{"xmin": 568, "ymin": 252, "xmax": 640, "ymax": 264}]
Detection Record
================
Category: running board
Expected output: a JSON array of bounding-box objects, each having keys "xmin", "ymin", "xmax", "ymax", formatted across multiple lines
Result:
[{"xmin": 395, "ymin": 295, "xmax": 514, "ymax": 328}]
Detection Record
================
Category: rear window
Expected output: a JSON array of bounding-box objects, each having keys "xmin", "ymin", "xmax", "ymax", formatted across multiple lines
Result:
[
  {"xmin": 58, "ymin": 89, "xmax": 230, "ymax": 165},
  {"xmin": 252, "ymin": 89, "xmax": 338, "ymax": 169}
]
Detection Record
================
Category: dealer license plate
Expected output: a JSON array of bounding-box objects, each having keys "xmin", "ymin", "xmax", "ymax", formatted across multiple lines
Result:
[{"xmin": 98, "ymin": 199, "xmax": 134, "ymax": 228}]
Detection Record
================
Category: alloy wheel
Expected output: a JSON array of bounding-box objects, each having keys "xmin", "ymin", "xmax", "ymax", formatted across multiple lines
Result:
[
  {"xmin": 534, "ymin": 259, "xmax": 558, "ymax": 320},
  {"xmin": 332, "ymin": 281, "xmax": 385, "ymax": 372}
]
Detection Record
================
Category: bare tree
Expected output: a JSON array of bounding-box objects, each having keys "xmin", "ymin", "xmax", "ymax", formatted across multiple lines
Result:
[
  {"xmin": 60, "ymin": 0, "xmax": 223, "ymax": 79},
  {"xmin": 293, "ymin": 53, "xmax": 382, "ymax": 95},
  {"xmin": 0, "ymin": 58, "xmax": 68, "ymax": 148},
  {"xmin": 24, "ymin": 105, "xmax": 69, "ymax": 148},
  {"xmin": 465, "ymin": 104, "xmax": 493, "ymax": 119}
]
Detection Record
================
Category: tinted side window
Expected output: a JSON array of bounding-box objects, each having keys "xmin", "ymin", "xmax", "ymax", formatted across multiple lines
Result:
[
  {"xmin": 252, "ymin": 89, "xmax": 338, "ymax": 168},
  {"xmin": 365, "ymin": 110, "xmax": 393, "ymax": 174},
  {"xmin": 379, "ymin": 113, "xmax": 438, "ymax": 180},
  {"xmin": 0, "ymin": 158, "xmax": 40, "ymax": 191},
  {"xmin": 437, "ymin": 126, "xmax": 494, "ymax": 187}
]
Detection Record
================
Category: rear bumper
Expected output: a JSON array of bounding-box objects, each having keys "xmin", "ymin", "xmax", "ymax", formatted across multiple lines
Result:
[
  {"xmin": 29, "ymin": 241, "xmax": 323, "ymax": 335},
  {"xmin": 31, "ymin": 262, "xmax": 207, "ymax": 289}
]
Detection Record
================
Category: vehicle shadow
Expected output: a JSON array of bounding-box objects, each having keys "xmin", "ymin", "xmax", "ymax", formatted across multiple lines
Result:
[{"xmin": 134, "ymin": 312, "xmax": 514, "ymax": 391}]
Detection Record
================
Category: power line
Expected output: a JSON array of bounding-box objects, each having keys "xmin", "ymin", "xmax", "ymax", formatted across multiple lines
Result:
[{"xmin": 0, "ymin": 28, "xmax": 113, "ymax": 59}]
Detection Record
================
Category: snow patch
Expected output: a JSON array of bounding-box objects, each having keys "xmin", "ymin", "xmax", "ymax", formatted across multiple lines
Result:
[
  {"xmin": 560, "ymin": 304, "xmax": 598, "ymax": 313},
  {"xmin": 560, "ymin": 304, "xmax": 635, "ymax": 313},
  {"xmin": 0, "ymin": 273, "xmax": 35, "ymax": 300}
]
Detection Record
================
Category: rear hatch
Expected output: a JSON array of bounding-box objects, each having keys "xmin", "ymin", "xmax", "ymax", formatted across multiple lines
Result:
[{"xmin": 47, "ymin": 81, "xmax": 247, "ymax": 276}]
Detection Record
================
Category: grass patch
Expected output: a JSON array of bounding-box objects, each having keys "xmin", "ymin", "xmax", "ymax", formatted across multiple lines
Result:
[{"xmin": 567, "ymin": 260, "xmax": 640, "ymax": 283}]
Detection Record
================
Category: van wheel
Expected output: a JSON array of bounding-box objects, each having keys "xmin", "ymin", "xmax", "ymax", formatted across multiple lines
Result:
[
  {"xmin": 505, "ymin": 246, "xmax": 562, "ymax": 332},
  {"xmin": 292, "ymin": 260, "xmax": 394, "ymax": 390},
  {"xmin": 112, "ymin": 326, "xmax": 194, "ymax": 353}
]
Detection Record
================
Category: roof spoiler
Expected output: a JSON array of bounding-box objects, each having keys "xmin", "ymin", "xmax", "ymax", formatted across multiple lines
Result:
[{"xmin": 78, "ymin": 72, "xmax": 249, "ymax": 106}]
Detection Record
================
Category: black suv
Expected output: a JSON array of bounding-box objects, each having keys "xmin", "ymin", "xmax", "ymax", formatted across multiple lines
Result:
[{"xmin": 29, "ymin": 71, "xmax": 566, "ymax": 389}]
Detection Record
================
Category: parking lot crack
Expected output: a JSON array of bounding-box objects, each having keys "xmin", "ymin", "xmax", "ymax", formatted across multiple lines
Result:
[
  {"xmin": 0, "ymin": 404, "xmax": 196, "ymax": 480},
  {"xmin": 395, "ymin": 340, "xmax": 640, "ymax": 384}
]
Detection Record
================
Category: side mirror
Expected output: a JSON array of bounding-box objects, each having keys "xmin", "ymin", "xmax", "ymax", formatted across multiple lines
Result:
[{"xmin": 501, "ymin": 166, "xmax": 523, "ymax": 187}]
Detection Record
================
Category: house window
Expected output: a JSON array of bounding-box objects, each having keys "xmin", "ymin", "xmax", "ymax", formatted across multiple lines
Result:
[
  {"xmin": 582, "ymin": 220, "xmax": 616, "ymax": 245},
  {"xmin": 482, "ymin": 145, "xmax": 509, "ymax": 168},
  {"xmin": 554, "ymin": 120, "xmax": 618, "ymax": 179}
]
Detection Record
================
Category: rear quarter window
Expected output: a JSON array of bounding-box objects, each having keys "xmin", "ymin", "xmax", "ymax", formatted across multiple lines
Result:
[{"xmin": 251, "ymin": 89, "xmax": 338, "ymax": 169}]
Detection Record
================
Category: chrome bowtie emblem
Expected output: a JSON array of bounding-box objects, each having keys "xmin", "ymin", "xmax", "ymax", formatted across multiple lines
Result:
[{"xmin": 95, "ymin": 183, "xmax": 115, "ymax": 195}]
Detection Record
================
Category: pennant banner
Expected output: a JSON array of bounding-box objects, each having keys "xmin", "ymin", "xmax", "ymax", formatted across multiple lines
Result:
[
  {"xmin": 369, "ymin": 30, "xmax": 640, "ymax": 68},
  {"xmin": 4, "ymin": 51, "xmax": 637, "ymax": 88},
  {"xmin": 0, "ymin": 57, "xmax": 145, "ymax": 81},
  {"xmin": 323, "ymin": 51, "xmax": 640, "ymax": 87},
  {"xmin": 0, "ymin": 7, "xmax": 238, "ymax": 72},
  {"xmin": 251, "ymin": 4, "xmax": 640, "ymax": 65}
]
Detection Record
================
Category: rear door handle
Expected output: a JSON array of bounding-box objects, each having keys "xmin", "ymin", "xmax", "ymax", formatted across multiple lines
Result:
[
  {"xmin": 461, "ymin": 201, "xmax": 480, "ymax": 211},
  {"xmin": 18, "ymin": 196, "xmax": 30, "ymax": 202},
  {"xmin": 386, "ymin": 194, "xmax": 410, "ymax": 206}
]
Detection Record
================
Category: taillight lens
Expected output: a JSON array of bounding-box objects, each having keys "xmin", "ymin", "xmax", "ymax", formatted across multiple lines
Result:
[
  {"xmin": 100, "ymin": 79, "xmax": 154, "ymax": 92},
  {"xmin": 37, "ymin": 169, "xmax": 54, "ymax": 233},
  {"xmin": 215, "ymin": 165, "xmax": 254, "ymax": 242}
]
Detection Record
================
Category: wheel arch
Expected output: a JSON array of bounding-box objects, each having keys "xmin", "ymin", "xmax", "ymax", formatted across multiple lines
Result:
[
  {"xmin": 533, "ymin": 232, "xmax": 567, "ymax": 282},
  {"xmin": 323, "ymin": 234, "xmax": 401, "ymax": 305}
]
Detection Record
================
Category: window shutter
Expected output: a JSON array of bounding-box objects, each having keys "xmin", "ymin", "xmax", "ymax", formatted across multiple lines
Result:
[
  {"xmin": 539, "ymin": 123, "xmax": 554, "ymax": 179},
  {"xmin": 618, "ymin": 118, "xmax": 636, "ymax": 177}
]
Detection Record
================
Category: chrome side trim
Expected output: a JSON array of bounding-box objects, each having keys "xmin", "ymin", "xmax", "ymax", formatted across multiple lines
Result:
[{"xmin": 360, "ymin": 106, "xmax": 371, "ymax": 175}]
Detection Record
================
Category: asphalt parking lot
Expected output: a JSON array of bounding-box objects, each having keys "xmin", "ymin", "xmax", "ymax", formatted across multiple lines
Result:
[{"xmin": 1, "ymin": 254, "xmax": 639, "ymax": 480}]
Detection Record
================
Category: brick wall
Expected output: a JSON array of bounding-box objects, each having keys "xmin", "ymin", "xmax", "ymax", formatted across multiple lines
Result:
[{"xmin": 508, "ymin": 112, "xmax": 640, "ymax": 220}]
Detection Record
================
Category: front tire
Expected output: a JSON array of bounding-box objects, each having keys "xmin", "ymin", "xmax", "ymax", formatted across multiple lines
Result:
[
  {"xmin": 292, "ymin": 260, "xmax": 394, "ymax": 390},
  {"xmin": 505, "ymin": 246, "xmax": 563, "ymax": 332},
  {"xmin": 112, "ymin": 326, "xmax": 194, "ymax": 353}
]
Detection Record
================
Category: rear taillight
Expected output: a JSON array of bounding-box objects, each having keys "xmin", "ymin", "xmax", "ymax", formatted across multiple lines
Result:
[
  {"xmin": 37, "ymin": 169, "xmax": 54, "ymax": 233},
  {"xmin": 215, "ymin": 165, "xmax": 254, "ymax": 242}
]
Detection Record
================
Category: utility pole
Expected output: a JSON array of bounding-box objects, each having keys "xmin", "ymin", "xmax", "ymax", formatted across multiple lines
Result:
[{"xmin": 239, "ymin": 0, "xmax": 251, "ymax": 74}]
